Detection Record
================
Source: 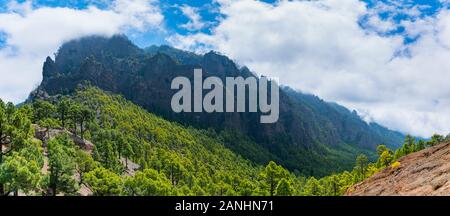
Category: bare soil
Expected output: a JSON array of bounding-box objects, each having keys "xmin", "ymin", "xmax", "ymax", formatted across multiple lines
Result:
[{"xmin": 346, "ymin": 141, "xmax": 450, "ymax": 196}]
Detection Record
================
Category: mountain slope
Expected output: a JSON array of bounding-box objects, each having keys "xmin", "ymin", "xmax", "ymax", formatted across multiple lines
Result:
[
  {"xmin": 32, "ymin": 35, "xmax": 404, "ymax": 176},
  {"xmin": 3, "ymin": 86, "xmax": 386, "ymax": 196},
  {"xmin": 53, "ymin": 87, "xmax": 264, "ymax": 195},
  {"xmin": 346, "ymin": 141, "xmax": 450, "ymax": 195},
  {"xmin": 283, "ymin": 87, "xmax": 405, "ymax": 150}
]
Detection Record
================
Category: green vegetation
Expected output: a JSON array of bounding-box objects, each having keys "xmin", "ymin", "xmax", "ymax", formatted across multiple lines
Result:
[
  {"xmin": 0, "ymin": 87, "xmax": 446, "ymax": 196},
  {"xmin": 0, "ymin": 99, "xmax": 44, "ymax": 196},
  {"xmin": 47, "ymin": 134, "xmax": 79, "ymax": 195}
]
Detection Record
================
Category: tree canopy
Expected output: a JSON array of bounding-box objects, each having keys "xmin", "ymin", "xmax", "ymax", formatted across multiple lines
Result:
[{"xmin": 0, "ymin": 87, "xmax": 445, "ymax": 196}]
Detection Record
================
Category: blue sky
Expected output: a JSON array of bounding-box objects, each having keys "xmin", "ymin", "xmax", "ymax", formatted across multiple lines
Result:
[
  {"xmin": 0, "ymin": 0, "xmax": 226, "ymax": 47},
  {"xmin": 1, "ymin": 0, "xmax": 450, "ymax": 137}
]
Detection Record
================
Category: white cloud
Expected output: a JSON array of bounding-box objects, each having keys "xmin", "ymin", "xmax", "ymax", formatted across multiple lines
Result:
[
  {"xmin": 179, "ymin": 5, "xmax": 205, "ymax": 31},
  {"xmin": 364, "ymin": 15, "xmax": 398, "ymax": 33},
  {"xmin": 0, "ymin": 0, "xmax": 163, "ymax": 103},
  {"xmin": 6, "ymin": 0, "xmax": 33, "ymax": 14},
  {"xmin": 112, "ymin": 0, "xmax": 163, "ymax": 31},
  {"xmin": 169, "ymin": 0, "xmax": 450, "ymax": 137}
]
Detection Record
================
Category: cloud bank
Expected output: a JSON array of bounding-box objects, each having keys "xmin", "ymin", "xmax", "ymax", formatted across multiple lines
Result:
[{"xmin": 168, "ymin": 0, "xmax": 450, "ymax": 137}]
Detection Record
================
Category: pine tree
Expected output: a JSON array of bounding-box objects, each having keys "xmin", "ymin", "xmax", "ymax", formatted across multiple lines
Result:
[
  {"xmin": 78, "ymin": 105, "xmax": 93, "ymax": 140},
  {"xmin": 32, "ymin": 100, "xmax": 56, "ymax": 123},
  {"xmin": 57, "ymin": 97, "xmax": 72, "ymax": 128},
  {"xmin": 416, "ymin": 140, "xmax": 425, "ymax": 151},
  {"xmin": 75, "ymin": 150, "xmax": 98, "ymax": 184},
  {"xmin": 0, "ymin": 100, "xmax": 35, "ymax": 195},
  {"xmin": 329, "ymin": 174, "xmax": 340, "ymax": 196},
  {"xmin": 404, "ymin": 135, "xmax": 415, "ymax": 153},
  {"xmin": 85, "ymin": 167, "xmax": 123, "ymax": 196},
  {"xmin": 302, "ymin": 177, "xmax": 322, "ymax": 196},
  {"xmin": 0, "ymin": 151, "xmax": 42, "ymax": 196},
  {"xmin": 124, "ymin": 169, "xmax": 173, "ymax": 196},
  {"xmin": 47, "ymin": 136, "xmax": 78, "ymax": 195},
  {"xmin": 429, "ymin": 134, "xmax": 444, "ymax": 146},
  {"xmin": 260, "ymin": 161, "xmax": 289, "ymax": 196},
  {"xmin": 355, "ymin": 154, "xmax": 368, "ymax": 181},
  {"xmin": 275, "ymin": 178, "xmax": 294, "ymax": 196},
  {"xmin": 378, "ymin": 150, "xmax": 393, "ymax": 168}
]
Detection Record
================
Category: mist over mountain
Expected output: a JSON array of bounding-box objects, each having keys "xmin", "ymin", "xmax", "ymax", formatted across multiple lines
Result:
[{"xmin": 31, "ymin": 35, "xmax": 404, "ymax": 176}]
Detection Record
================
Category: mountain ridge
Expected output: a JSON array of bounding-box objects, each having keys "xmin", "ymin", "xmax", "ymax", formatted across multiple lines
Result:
[{"xmin": 31, "ymin": 35, "xmax": 404, "ymax": 176}]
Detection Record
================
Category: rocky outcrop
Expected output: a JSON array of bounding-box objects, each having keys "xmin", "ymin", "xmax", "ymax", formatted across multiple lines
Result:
[
  {"xmin": 33, "ymin": 125, "xmax": 94, "ymax": 151},
  {"xmin": 346, "ymin": 141, "xmax": 450, "ymax": 196}
]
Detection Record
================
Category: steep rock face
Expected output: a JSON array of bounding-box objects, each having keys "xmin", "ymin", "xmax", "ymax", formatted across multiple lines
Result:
[
  {"xmin": 42, "ymin": 57, "xmax": 57, "ymax": 78},
  {"xmin": 346, "ymin": 141, "xmax": 450, "ymax": 196},
  {"xmin": 32, "ymin": 35, "xmax": 404, "ymax": 176},
  {"xmin": 283, "ymin": 88, "xmax": 405, "ymax": 149}
]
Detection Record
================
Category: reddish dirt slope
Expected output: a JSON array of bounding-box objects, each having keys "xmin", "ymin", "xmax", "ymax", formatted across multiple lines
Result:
[{"xmin": 346, "ymin": 141, "xmax": 450, "ymax": 196}]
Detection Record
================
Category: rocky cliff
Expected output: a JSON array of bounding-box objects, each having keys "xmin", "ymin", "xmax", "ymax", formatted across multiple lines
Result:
[{"xmin": 347, "ymin": 141, "xmax": 450, "ymax": 195}]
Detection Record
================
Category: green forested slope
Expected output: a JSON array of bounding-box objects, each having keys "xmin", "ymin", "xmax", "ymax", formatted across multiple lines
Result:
[
  {"xmin": 1, "ymin": 86, "xmax": 446, "ymax": 196},
  {"xmin": 62, "ymin": 86, "xmax": 265, "ymax": 195}
]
